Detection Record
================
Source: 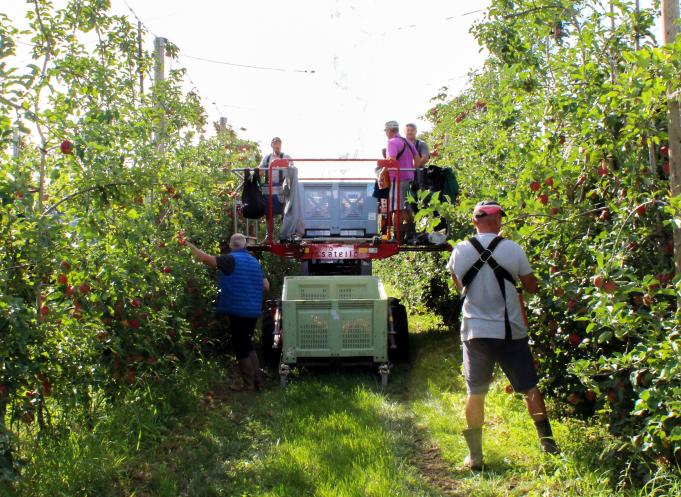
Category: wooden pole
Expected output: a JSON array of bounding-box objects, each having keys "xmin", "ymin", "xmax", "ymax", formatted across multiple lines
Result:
[
  {"xmin": 662, "ymin": 0, "xmax": 681, "ymax": 276},
  {"xmin": 138, "ymin": 21, "xmax": 144, "ymax": 98},
  {"xmin": 12, "ymin": 126, "xmax": 20, "ymax": 159},
  {"xmin": 153, "ymin": 37, "xmax": 166, "ymax": 154}
]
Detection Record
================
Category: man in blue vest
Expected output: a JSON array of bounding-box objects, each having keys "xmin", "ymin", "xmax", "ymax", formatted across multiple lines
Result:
[{"xmin": 186, "ymin": 233, "xmax": 270, "ymax": 391}]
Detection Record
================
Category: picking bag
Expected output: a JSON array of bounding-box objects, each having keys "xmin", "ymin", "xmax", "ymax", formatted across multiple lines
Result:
[{"xmin": 241, "ymin": 168, "xmax": 266, "ymax": 219}]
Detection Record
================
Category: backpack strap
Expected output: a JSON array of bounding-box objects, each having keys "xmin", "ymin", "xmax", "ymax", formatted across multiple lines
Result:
[
  {"xmin": 460, "ymin": 236, "xmax": 517, "ymax": 341},
  {"xmin": 396, "ymin": 137, "xmax": 417, "ymax": 161},
  {"xmin": 414, "ymin": 139, "xmax": 423, "ymax": 157}
]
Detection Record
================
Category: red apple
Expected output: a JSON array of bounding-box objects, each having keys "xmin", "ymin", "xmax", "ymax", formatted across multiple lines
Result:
[
  {"xmin": 593, "ymin": 275, "xmax": 605, "ymax": 289},
  {"xmin": 130, "ymin": 298, "xmax": 142, "ymax": 308},
  {"xmin": 39, "ymin": 305, "xmax": 50, "ymax": 317},
  {"xmin": 550, "ymin": 207, "xmax": 559, "ymax": 215},
  {"xmin": 57, "ymin": 274, "xmax": 68, "ymax": 285},
  {"xmin": 505, "ymin": 384, "xmax": 514, "ymax": 394},
  {"xmin": 65, "ymin": 285, "xmax": 76, "ymax": 297},
  {"xmin": 162, "ymin": 267, "xmax": 172, "ymax": 274},
  {"xmin": 585, "ymin": 389, "xmax": 597, "ymax": 401},
  {"xmin": 60, "ymin": 260, "xmax": 71, "ymax": 270},
  {"xmin": 635, "ymin": 204, "xmax": 647, "ymax": 217},
  {"xmin": 567, "ymin": 299, "xmax": 578, "ymax": 312},
  {"xmin": 530, "ymin": 181, "xmax": 541, "ymax": 192},
  {"xmin": 662, "ymin": 241, "xmax": 674, "ymax": 255},
  {"xmin": 538, "ymin": 193, "xmax": 549, "ymax": 205},
  {"xmin": 603, "ymin": 280, "xmax": 617, "ymax": 294},
  {"xmin": 554, "ymin": 287, "xmax": 565, "ymax": 297},
  {"xmin": 568, "ymin": 334, "xmax": 581, "ymax": 346},
  {"xmin": 79, "ymin": 283, "xmax": 91, "ymax": 294},
  {"xmin": 598, "ymin": 165, "xmax": 609, "ymax": 176},
  {"xmin": 660, "ymin": 144, "xmax": 669, "ymax": 157},
  {"xmin": 60, "ymin": 140, "xmax": 74, "ymax": 155},
  {"xmin": 544, "ymin": 177, "xmax": 554, "ymax": 187}
]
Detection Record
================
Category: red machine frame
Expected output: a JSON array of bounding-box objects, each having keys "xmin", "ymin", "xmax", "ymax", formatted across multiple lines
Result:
[{"xmin": 255, "ymin": 158, "xmax": 448, "ymax": 261}]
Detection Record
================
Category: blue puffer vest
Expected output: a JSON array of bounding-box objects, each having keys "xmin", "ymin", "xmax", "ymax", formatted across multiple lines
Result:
[{"xmin": 216, "ymin": 249, "xmax": 263, "ymax": 318}]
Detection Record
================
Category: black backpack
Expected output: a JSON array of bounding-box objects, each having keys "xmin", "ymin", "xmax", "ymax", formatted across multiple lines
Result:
[{"xmin": 241, "ymin": 168, "xmax": 266, "ymax": 219}]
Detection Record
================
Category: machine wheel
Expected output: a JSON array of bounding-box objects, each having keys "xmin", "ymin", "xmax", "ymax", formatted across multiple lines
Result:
[
  {"xmin": 260, "ymin": 300, "xmax": 280, "ymax": 365},
  {"xmin": 379, "ymin": 363, "xmax": 390, "ymax": 388},
  {"xmin": 388, "ymin": 298, "xmax": 409, "ymax": 362},
  {"xmin": 279, "ymin": 363, "xmax": 290, "ymax": 388}
]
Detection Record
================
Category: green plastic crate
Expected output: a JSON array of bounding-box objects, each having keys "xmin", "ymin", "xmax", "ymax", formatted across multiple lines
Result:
[{"xmin": 281, "ymin": 276, "xmax": 388, "ymax": 364}]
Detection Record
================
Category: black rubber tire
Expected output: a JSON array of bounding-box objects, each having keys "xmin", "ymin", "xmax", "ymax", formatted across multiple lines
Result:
[{"xmin": 388, "ymin": 297, "xmax": 409, "ymax": 362}]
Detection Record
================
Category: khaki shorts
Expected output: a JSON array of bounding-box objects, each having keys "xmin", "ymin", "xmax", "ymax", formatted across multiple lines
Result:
[{"xmin": 463, "ymin": 337, "xmax": 538, "ymax": 395}]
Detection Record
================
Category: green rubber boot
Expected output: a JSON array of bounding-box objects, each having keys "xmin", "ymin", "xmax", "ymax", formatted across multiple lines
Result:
[
  {"xmin": 462, "ymin": 427, "xmax": 483, "ymax": 470},
  {"xmin": 535, "ymin": 418, "xmax": 560, "ymax": 454}
]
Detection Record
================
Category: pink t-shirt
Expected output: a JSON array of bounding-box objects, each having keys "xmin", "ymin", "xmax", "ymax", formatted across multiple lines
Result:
[{"xmin": 387, "ymin": 134, "xmax": 416, "ymax": 180}]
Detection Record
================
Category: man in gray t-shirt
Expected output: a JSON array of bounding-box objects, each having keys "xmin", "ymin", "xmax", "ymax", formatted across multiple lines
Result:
[
  {"xmin": 447, "ymin": 201, "xmax": 559, "ymax": 470},
  {"xmin": 259, "ymin": 136, "xmax": 292, "ymax": 216},
  {"xmin": 405, "ymin": 123, "xmax": 429, "ymax": 168}
]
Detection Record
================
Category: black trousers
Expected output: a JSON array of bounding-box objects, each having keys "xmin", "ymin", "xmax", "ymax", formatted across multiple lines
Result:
[{"xmin": 224, "ymin": 314, "xmax": 258, "ymax": 360}]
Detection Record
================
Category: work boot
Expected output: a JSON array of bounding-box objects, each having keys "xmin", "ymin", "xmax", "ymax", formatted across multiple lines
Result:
[
  {"xmin": 462, "ymin": 427, "xmax": 484, "ymax": 470},
  {"xmin": 230, "ymin": 358, "xmax": 256, "ymax": 392},
  {"xmin": 249, "ymin": 350, "xmax": 264, "ymax": 390},
  {"xmin": 534, "ymin": 418, "xmax": 560, "ymax": 454}
]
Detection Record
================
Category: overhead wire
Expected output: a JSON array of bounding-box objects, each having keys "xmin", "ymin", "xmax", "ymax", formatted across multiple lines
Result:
[{"xmin": 180, "ymin": 53, "xmax": 316, "ymax": 74}]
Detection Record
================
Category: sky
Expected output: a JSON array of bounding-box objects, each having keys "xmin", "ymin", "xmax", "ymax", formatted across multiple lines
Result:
[{"xmin": 3, "ymin": 0, "xmax": 491, "ymax": 159}]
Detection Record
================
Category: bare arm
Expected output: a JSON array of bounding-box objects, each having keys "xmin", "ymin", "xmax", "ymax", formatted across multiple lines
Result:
[
  {"xmin": 451, "ymin": 273, "xmax": 463, "ymax": 292},
  {"xmin": 263, "ymin": 278, "xmax": 270, "ymax": 292},
  {"xmin": 519, "ymin": 273, "xmax": 539, "ymax": 294},
  {"xmin": 186, "ymin": 241, "xmax": 217, "ymax": 268}
]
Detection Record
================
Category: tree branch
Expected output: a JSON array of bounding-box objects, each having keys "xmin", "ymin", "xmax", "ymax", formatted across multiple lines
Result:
[{"xmin": 41, "ymin": 182, "xmax": 131, "ymax": 217}]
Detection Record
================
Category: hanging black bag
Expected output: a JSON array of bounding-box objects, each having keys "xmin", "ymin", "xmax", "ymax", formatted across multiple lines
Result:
[{"xmin": 241, "ymin": 168, "xmax": 266, "ymax": 219}]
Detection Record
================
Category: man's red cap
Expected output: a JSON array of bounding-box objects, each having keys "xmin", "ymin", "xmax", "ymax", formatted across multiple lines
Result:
[{"xmin": 473, "ymin": 201, "xmax": 506, "ymax": 218}]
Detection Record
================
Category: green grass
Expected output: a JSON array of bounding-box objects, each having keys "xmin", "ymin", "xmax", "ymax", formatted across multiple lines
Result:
[{"xmin": 7, "ymin": 317, "xmax": 680, "ymax": 496}]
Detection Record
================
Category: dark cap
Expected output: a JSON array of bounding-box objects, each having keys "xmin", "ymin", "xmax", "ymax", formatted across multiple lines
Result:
[{"xmin": 271, "ymin": 136, "xmax": 282, "ymax": 145}]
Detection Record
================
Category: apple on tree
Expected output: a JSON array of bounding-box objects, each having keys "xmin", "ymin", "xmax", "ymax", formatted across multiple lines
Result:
[{"xmin": 60, "ymin": 140, "xmax": 74, "ymax": 155}]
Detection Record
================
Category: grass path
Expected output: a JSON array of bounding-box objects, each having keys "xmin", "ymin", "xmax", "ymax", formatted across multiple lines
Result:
[
  {"xmin": 17, "ymin": 316, "xmax": 680, "ymax": 496},
  {"xmin": 117, "ymin": 317, "xmax": 642, "ymax": 497}
]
